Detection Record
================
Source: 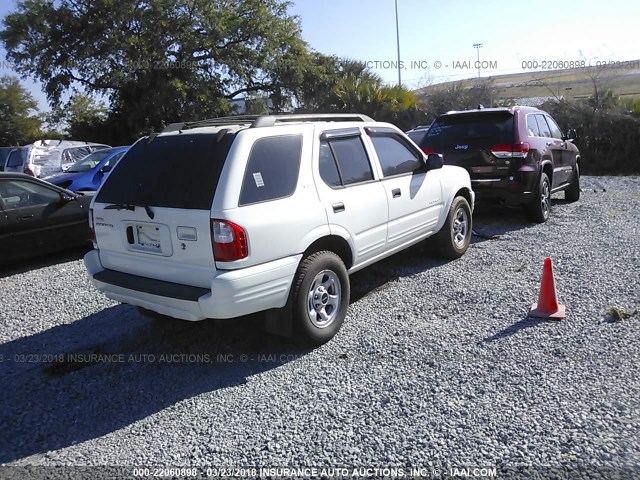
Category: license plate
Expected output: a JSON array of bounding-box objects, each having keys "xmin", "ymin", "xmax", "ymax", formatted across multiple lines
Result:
[{"xmin": 135, "ymin": 224, "xmax": 162, "ymax": 252}]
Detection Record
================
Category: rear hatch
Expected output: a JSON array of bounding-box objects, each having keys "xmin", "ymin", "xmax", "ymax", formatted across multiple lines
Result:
[
  {"xmin": 422, "ymin": 111, "xmax": 519, "ymax": 178},
  {"xmin": 92, "ymin": 132, "xmax": 235, "ymax": 288}
]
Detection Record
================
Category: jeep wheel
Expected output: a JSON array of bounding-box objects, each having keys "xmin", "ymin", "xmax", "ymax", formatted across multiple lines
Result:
[
  {"xmin": 431, "ymin": 196, "xmax": 472, "ymax": 259},
  {"xmin": 565, "ymin": 164, "xmax": 580, "ymax": 202},
  {"xmin": 525, "ymin": 172, "xmax": 551, "ymax": 223},
  {"xmin": 291, "ymin": 251, "xmax": 349, "ymax": 345}
]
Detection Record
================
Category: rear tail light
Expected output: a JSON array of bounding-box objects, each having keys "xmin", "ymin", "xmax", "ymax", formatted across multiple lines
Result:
[
  {"xmin": 421, "ymin": 146, "xmax": 438, "ymax": 155},
  {"xmin": 491, "ymin": 142, "xmax": 530, "ymax": 159},
  {"xmin": 211, "ymin": 219, "xmax": 248, "ymax": 262},
  {"xmin": 89, "ymin": 208, "xmax": 98, "ymax": 248}
]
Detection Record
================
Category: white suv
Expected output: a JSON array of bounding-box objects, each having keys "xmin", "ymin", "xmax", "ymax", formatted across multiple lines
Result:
[{"xmin": 84, "ymin": 114, "xmax": 474, "ymax": 344}]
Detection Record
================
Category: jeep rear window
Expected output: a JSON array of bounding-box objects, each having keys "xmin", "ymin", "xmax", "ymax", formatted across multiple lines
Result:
[
  {"xmin": 96, "ymin": 133, "xmax": 234, "ymax": 209},
  {"xmin": 424, "ymin": 112, "xmax": 514, "ymax": 151}
]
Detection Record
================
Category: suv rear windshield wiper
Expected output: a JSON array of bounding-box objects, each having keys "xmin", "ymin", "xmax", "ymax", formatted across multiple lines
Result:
[{"xmin": 104, "ymin": 203, "xmax": 154, "ymax": 219}]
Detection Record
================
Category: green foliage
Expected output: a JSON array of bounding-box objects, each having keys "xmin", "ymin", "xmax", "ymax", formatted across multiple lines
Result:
[
  {"xmin": 543, "ymin": 99, "xmax": 640, "ymax": 174},
  {"xmin": 423, "ymin": 80, "xmax": 496, "ymax": 117},
  {"xmin": 1, "ymin": 0, "xmax": 311, "ymax": 142},
  {"xmin": 45, "ymin": 94, "xmax": 109, "ymax": 141},
  {"xmin": 0, "ymin": 75, "xmax": 42, "ymax": 145}
]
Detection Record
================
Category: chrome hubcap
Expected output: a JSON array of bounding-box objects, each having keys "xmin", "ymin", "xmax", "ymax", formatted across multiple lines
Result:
[
  {"xmin": 541, "ymin": 181, "xmax": 550, "ymax": 216},
  {"xmin": 452, "ymin": 207, "xmax": 469, "ymax": 248},
  {"xmin": 307, "ymin": 270, "xmax": 341, "ymax": 329}
]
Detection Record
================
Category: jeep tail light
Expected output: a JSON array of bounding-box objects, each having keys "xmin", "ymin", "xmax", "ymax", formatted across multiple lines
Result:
[
  {"xmin": 211, "ymin": 220, "xmax": 248, "ymax": 262},
  {"xmin": 89, "ymin": 208, "xmax": 98, "ymax": 248},
  {"xmin": 421, "ymin": 146, "xmax": 437, "ymax": 155},
  {"xmin": 491, "ymin": 142, "xmax": 530, "ymax": 159}
]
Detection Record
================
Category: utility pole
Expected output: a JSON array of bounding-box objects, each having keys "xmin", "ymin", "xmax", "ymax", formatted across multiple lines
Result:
[
  {"xmin": 473, "ymin": 43, "xmax": 483, "ymax": 78},
  {"xmin": 395, "ymin": 0, "xmax": 401, "ymax": 86}
]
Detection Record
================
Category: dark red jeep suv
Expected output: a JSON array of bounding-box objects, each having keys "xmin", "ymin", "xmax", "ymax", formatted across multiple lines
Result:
[{"xmin": 407, "ymin": 106, "xmax": 580, "ymax": 222}]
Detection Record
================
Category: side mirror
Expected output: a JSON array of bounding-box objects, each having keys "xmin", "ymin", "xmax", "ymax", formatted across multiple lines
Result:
[
  {"xmin": 565, "ymin": 129, "xmax": 577, "ymax": 141},
  {"xmin": 99, "ymin": 165, "xmax": 113, "ymax": 174},
  {"xmin": 425, "ymin": 153, "xmax": 444, "ymax": 170},
  {"xmin": 59, "ymin": 192, "xmax": 76, "ymax": 203}
]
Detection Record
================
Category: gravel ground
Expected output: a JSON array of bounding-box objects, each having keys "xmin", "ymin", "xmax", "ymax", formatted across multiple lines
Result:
[{"xmin": 0, "ymin": 176, "xmax": 638, "ymax": 476}]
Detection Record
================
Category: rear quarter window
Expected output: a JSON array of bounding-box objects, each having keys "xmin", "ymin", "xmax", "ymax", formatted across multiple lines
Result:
[
  {"xmin": 239, "ymin": 135, "xmax": 303, "ymax": 206},
  {"xmin": 96, "ymin": 133, "xmax": 234, "ymax": 209}
]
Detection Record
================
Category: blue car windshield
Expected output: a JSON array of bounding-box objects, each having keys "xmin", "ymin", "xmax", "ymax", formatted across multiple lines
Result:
[{"xmin": 67, "ymin": 150, "xmax": 112, "ymax": 172}]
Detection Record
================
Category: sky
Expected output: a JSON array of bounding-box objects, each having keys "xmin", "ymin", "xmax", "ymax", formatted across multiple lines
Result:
[{"xmin": 1, "ymin": 0, "xmax": 640, "ymax": 112}]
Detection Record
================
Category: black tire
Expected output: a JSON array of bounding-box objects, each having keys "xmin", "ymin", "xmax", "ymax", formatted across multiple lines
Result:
[
  {"xmin": 430, "ymin": 196, "xmax": 472, "ymax": 259},
  {"xmin": 525, "ymin": 172, "xmax": 551, "ymax": 223},
  {"xmin": 565, "ymin": 164, "xmax": 580, "ymax": 202},
  {"xmin": 291, "ymin": 251, "xmax": 349, "ymax": 345}
]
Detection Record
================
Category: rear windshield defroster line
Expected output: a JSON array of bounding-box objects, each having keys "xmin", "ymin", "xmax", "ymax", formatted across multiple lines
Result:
[{"xmin": 96, "ymin": 133, "xmax": 235, "ymax": 210}]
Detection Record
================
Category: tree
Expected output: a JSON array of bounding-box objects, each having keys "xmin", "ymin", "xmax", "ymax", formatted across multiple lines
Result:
[
  {"xmin": 0, "ymin": 75, "xmax": 42, "ymax": 145},
  {"xmin": 1, "ymin": 0, "xmax": 312, "ymax": 141},
  {"xmin": 45, "ymin": 94, "xmax": 109, "ymax": 141}
]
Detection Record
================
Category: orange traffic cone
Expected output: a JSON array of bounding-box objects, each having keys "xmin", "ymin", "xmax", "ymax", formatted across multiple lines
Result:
[{"xmin": 529, "ymin": 257, "xmax": 566, "ymax": 320}]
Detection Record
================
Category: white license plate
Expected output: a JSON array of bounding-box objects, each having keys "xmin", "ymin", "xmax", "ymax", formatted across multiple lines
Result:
[{"xmin": 135, "ymin": 224, "xmax": 162, "ymax": 252}]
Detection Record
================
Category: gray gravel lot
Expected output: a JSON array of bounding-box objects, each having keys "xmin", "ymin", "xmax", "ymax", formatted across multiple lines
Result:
[{"xmin": 0, "ymin": 176, "xmax": 638, "ymax": 474}]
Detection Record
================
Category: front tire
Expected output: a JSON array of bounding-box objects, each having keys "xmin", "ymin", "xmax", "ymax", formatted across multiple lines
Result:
[
  {"xmin": 565, "ymin": 164, "xmax": 580, "ymax": 202},
  {"xmin": 525, "ymin": 172, "xmax": 551, "ymax": 223},
  {"xmin": 431, "ymin": 196, "xmax": 472, "ymax": 259},
  {"xmin": 291, "ymin": 251, "xmax": 349, "ymax": 345}
]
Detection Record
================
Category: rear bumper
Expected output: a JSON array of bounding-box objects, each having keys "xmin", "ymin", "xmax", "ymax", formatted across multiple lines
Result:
[
  {"xmin": 471, "ymin": 170, "xmax": 538, "ymax": 205},
  {"xmin": 84, "ymin": 250, "xmax": 301, "ymax": 321}
]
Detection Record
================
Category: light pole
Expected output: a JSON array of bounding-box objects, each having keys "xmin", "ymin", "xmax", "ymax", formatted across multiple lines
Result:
[
  {"xmin": 395, "ymin": 0, "xmax": 401, "ymax": 86},
  {"xmin": 473, "ymin": 43, "xmax": 483, "ymax": 78}
]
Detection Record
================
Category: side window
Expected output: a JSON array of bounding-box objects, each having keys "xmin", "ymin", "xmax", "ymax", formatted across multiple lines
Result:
[
  {"xmin": 326, "ymin": 136, "xmax": 374, "ymax": 185},
  {"xmin": 0, "ymin": 180, "xmax": 60, "ymax": 209},
  {"xmin": 104, "ymin": 152, "xmax": 125, "ymax": 169},
  {"xmin": 64, "ymin": 147, "xmax": 91, "ymax": 164},
  {"xmin": 535, "ymin": 114, "xmax": 552, "ymax": 138},
  {"xmin": 369, "ymin": 135, "xmax": 422, "ymax": 177},
  {"xmin": 545, "ymin": 116, "xmax": 564, "ymax": 139},
  {"xmin": 239, "ymin": 135, "xmax": 302, "ymax": 206},
  {"xmin": 526, "ymin": 115, "xmax": 541, "ymax": 137},
  {"xmin": 319, "ymin": 141, "xmax": 341, "ymax": 187}
]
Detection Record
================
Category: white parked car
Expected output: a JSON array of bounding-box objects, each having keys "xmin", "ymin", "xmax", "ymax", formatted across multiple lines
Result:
[
  {"xmin": 84, "ymin": 114, "xmax": 474, "ymax": 344},
  {"xmin": 4, "ymin": 140, "xmax": 110, "ymax": 177}
]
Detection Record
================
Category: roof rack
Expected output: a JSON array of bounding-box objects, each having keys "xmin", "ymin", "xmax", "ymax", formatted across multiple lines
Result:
[{"xmin": 161, "ymin": 114, "xmax": 374, "ymax": 133}]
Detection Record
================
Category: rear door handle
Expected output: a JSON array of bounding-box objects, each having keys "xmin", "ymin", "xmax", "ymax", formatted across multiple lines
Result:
[
  {"xmin": 392, "ymin": 188, "xmax": 401, "ymax": 198},
  {"xmin": 17, "ymin": 215, "xmax": 34, "ymax": 221},
  {"xmin": 332, "ymin": 202, "xmax": 345, "ymax": 213}
]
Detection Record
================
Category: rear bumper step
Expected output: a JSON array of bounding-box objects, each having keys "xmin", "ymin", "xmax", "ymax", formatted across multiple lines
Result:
[{"xmin": 93, "ymin": 269, "xmax": 210, "ymax": 302}]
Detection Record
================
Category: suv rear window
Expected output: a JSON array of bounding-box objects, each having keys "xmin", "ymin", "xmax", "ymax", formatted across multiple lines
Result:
[
  {"xmin": 6, "ymin": 149, "xmax": 27, "ymax": 168},
  {"xmin": 424, "ymin": 112, "xmax": 514, "ymax": 151},
  {"xmin": 96, "ymin": 133, "xmax": 234, "ymax": 209},
  {"xmin": 239, "ymin": 135, "xmax": 302, "ymax": 206}
]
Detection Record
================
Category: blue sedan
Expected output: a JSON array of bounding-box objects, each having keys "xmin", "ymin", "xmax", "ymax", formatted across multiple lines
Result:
[{"xmin": 45, "ymin": 146, "xmax": 129, "ymax": 191}]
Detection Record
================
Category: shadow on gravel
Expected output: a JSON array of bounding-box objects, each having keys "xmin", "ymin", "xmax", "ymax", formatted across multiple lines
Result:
[
  {"xmin": 350, "ymin": 243, "xmax": 451, "ymax": 303},
  {"xmin": 470, "ymin": 204, "xmax": 537, "ymax": 243},
  {"xmin": 482, "ymin": 315, "xmax": 547, "ymax": 343},
  {"xmin": 0, "ymin": 305, "xmax": 308, "ymax": 463},
  {"xmin": 0, "ymin": 246, "xmax": 90, "ymax": 279}
]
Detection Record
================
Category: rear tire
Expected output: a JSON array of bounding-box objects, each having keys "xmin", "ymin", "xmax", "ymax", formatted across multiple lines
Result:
[
  {"xmin": 430, "ymin": 196, "xmax": 472, "ymax": 259},
  {"xmin": 525, "ymin": 172, "xmax": 551, "ymax": 223},
  {"xmin": 565, "ymin": 164, "xmax": 580, "ymax": 202},
  {"xmin": 291, "ymin": 251, "xmax": 349, "ymax": 345}
]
